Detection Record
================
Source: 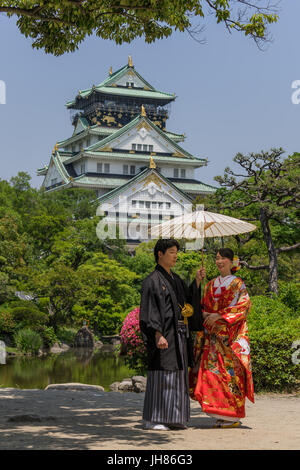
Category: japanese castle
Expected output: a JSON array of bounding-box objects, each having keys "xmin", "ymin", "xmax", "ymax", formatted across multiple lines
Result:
[{"xmin": 37, "ymin": 57, "xmax": 216, "ymax": 242}]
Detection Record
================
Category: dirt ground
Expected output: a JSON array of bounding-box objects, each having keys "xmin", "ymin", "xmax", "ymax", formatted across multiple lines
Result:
[{"xmin": 0, "ymin": 388, "xmax": 299, "ymax": 450}]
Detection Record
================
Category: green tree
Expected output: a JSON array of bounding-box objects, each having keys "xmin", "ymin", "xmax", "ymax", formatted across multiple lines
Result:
[
  {"xmin": 214, "ymin": 150, "xmax": 300, "ymax": 294},
  {"xmin": 0, "ymin": 1, "xmax": 278, "ymax": 55}
]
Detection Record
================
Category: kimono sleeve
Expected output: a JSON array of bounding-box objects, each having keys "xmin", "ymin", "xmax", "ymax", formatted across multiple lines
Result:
[
  {"xmin": 219, "ymin": 281, "xmax": 250, "ymax": 326},
  {"xmin": 139, "ymin": 277, "xmax": 163, "ymax": 344}
]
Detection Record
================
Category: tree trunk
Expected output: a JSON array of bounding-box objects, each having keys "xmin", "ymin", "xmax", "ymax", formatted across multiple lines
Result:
[{"xmin": 259, "ymin": 207, "xmax": 278, "ymax": 294}]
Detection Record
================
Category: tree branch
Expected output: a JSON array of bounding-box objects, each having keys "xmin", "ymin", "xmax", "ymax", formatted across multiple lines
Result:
[{"xmin": 277, "ymin": 242, "xmax": 300, "ymax": 253}]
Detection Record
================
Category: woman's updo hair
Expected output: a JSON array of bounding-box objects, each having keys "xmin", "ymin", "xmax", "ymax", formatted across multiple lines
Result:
[
  {"xmin": 216, "ymin": 248, "xmax": 236, "ymax": 274},
  {"xmin": 217, "ymin": 248, "xmax": 234, "ymax": 261}
]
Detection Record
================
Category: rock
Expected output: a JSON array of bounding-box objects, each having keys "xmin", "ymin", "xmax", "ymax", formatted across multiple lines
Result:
[
  {"xmin": 94, "ymin": 340, "xmax": 103, "ymax": 349},
  {"xmin": 132, "ymin": 376, "xmax": 147, "ymax": 385},
  {"xmin": 109, "ymin": 382, "xmax": 121, "ymax": 392},
  {"xmin": 111, "ymin": 338, "xmax": 121, "ymax": 346},
  {"xmin": 74, "ymin": 326, "xmax": 94, "ymax": 348},
  {"xmin": 50, "ymin": 342, "xmax": 65, "ymax": 354},
  {"xmin": 44, "ymin": 383, "xmax": 104, "ymax": 392},
  {"xmin": 109, "ymin": 376, "xmax": 147, "ymax": 393},
  {"xmin": 132, "ymin": 376, "xmax": 147, "ymax": 393},
  {"xmin": 118, "ymin": 380, "xmax": 134, "ymax": 392},
  {"xmin": 49, "ymin": 342, "xmax": 69, "ymax": 354},
  {"xmin": 133, "ymin": 382, "xmax": 146, "ymax": 393},
  {"xmin": 101, "ymin": 335, "xmax": 121, "ymax": 345}
]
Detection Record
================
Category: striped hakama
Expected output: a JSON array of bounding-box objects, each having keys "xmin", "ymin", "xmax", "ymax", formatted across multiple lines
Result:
[{"xmin": 143, "ymin": 323, "xmax": 190, "ymax": 425}]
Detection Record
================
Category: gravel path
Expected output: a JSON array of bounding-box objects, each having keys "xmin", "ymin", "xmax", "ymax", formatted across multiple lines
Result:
[{"xmin": 0, "ymin": 388, "xmax": 299, "ymax": 450}]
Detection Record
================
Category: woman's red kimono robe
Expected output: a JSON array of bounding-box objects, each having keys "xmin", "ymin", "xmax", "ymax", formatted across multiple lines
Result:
[{"xmin": 189, "ymin": 276, "xmax": 254, "ymax": 420}]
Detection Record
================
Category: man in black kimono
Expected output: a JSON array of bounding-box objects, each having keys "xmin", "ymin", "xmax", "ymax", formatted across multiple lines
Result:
[{"xmin": 139, "ymin": 238, "xmax": 205, "ymax": 430}]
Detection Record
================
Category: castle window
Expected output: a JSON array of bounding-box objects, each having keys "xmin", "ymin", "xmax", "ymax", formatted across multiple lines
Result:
[
  {"xmin": 149, "ymin": 145, "xmax": 153, "ymax": 152},
  {"xmin": 97, "ymin": 163, "xmax": 102, "ymax": 173},
  {"xmin": 174, "ymin": 168, "xmax": 179, "ymax": 178},
  {"xmin": 132, "ymin": 144, "xmax": 136, "ymax": 150},
  {"xmin": 139, "ymin": 201, "xmax": 144, "ymax": 208},
  {"xmin": 104, "ymin": 163, "xmax": 110, "ymax": 173},
  {"xmin": 123, "ymin": 165, "xmax": 128, "ymax": 175},
  {"xmin": 137, "ymin": 144, "xmax": 142, "ymax": 151},
  {"xmin": 181, "ymin": 169, "xmax": 186, "ymax": 178},
  {"xmin": 130, "ymin": 165, "xmax": 135, "ymax": 175},
  {"xmin": 145, "ymin": 201, "xmax": 150, "ymax": 208},
  {"xmin": 166, "ymin": 202, "xmax": 171, "ymax": 209},
  {"xmin": 132, "ymin": 200, "xmax": 137, "ymax": 207},
  {"xmin": 143, "ymin": 145, "xmax": 148, "ymax": 152}
]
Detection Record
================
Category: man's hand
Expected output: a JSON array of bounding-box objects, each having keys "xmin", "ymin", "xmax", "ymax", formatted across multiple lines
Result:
[
  {"xmin": 196, "ymin": 267, "xmax": 206, "ymax": 288},
  {"xmin": 155, "ymin": 332, "xmax": 168, "ymax": 349}
]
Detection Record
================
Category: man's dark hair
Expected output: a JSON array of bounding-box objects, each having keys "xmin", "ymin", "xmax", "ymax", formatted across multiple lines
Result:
[
  {"xmin": 154, "ymin": 238, "xmax": 180, "ymax": 263},
  {"xmin": 217, "ymin": 248, "xmax": 234, "ymax": 261}
]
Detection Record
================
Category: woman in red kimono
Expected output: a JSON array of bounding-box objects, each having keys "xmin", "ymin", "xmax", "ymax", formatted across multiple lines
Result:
[{"xmin": 189, "ymin": 248, "xmax": 254, "ymax": 428}]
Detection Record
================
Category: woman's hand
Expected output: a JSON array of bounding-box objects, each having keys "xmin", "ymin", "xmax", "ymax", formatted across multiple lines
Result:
[
  {"xmin": 155, "ymin": 332, "xmax": 168, "ymax": 350},
  {"xmin": 204, "ymin": 313, "xmax": 223, "ymax": 330},
  {"xmin": 196, "ymin": 267, "xmax": 206, "ymax": 288}
]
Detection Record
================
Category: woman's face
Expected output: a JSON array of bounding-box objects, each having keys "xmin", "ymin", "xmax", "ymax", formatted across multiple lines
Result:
[{"xmin": 216, "ymin": 252, "xmax": 233, "ymax": 275}]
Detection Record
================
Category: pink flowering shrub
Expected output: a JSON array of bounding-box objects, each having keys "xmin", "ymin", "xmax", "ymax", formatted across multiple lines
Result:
[{"xmin": 120, "ymin": 307, "xmax": 147, "ymax": 375}]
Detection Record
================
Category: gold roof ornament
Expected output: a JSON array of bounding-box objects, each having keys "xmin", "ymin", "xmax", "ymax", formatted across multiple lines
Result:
[
  {"xmin": 149, "ymin": 156, "xmax": 156, "ymax": 169},
  {"xmin": 128, "ymin": 55, "xmax": 133, "ymax": 67},
  {"xmin": 109, "ymin": 66, "xmax": 112, "ymax": 75},
  {"xmin": 141, "ymin": 104, "xmax": 146, "ymax": 117},
  {"xmin": 52, "ymin": 142, "xmax": 59, "ymax": 154}
]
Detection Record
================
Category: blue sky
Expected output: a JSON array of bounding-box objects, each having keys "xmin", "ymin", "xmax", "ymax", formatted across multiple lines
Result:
[{"xmin": 0, "ymin": 4, "xmax": 299, "ymax": 188}]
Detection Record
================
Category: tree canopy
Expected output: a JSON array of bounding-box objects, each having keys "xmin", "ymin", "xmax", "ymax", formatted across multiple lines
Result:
[{"xmin": 1, "ymin": 0, "xmax": 279, "ymax": 55}]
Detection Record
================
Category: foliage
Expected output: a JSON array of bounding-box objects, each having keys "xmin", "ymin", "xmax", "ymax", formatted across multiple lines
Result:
[
  {"xmin": 9, "ymin": 303, "xmax": 49, "ymax": 331},
  {"xmin": 0, "ymin": 311, "xmax": 16, "ymax": 334},
  {"xmin": 38, "ymin": 326, "xmax": 58, "ymax": 348},
  {"xmin": 14, "ymin": 328, "xmax": 43, "ymax": 354},
  {"xmin": 277, "ymin": 281, "xmax": 300, "ymax": 313},
  {"xmin": 248, "ymin": 296, "xmax": 300, "ymax": 392},
  {"xmin": 205, "ymin": 150, "xmax": 300, "ymax": 294},
  {"xmin": 120, "ymin": 307, "xmax": 147, "ymax": 375},
  {"xmin": 0, "ymin": 1, "xmax": 278, "ymax": 55},
  {"xmin": 56, "ymin": 326, "xmax": 77, "ymax": 345}
]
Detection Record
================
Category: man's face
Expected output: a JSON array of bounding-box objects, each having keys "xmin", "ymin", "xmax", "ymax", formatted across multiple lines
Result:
[{"xmin": 158, "ymin": 246, "xmax": 178, "ymax": 267}]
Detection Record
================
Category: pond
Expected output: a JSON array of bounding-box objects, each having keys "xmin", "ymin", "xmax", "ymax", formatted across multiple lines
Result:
[{"xmin": 0, "ymin": 346, "xmax": 135, "ymax": 391}]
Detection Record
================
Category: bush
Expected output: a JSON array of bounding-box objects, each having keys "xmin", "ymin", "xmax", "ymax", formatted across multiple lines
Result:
[
  {"xmin": 278, "ymin": 281, "xmax": 300, "ymax": 313},
  {"xmin": 56, "ymin": 326, "xmax": 77, "ymax": 345},
  {"xmin": 0, "ymin": 310, "xmax": 16, "ymax": 334},
  {"xmin": 10, "ymin": 304, "xmax": 48, "ymax": 330},
  {"xmin": 248, "ymin": 296, "xmax": 300, "ymax": 392},
  {"xmin": 14, "ymin": 328, "xmax": 43, "ymax": 354},
  {"xmin": 38, "ymin": 326, "xmax": 58, "ymax": 348},
  {"xmin": 120, "ymin": 307, "xmax": 147, "ymax": 375}
]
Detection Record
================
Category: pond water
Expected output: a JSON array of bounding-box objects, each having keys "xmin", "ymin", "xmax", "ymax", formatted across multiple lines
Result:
[{"xmin": 0, "ymin": 346, "xmax": 134, "ymax": 391}]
